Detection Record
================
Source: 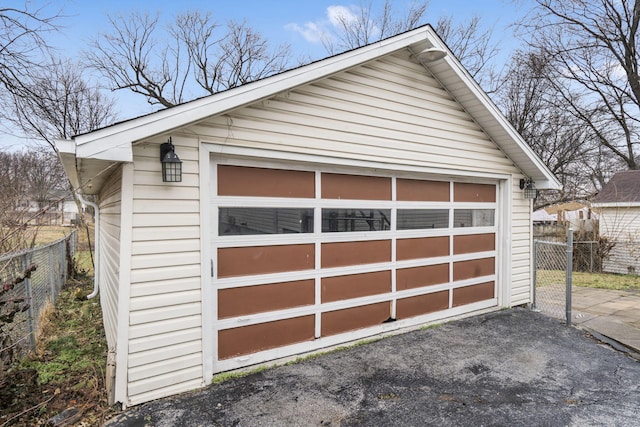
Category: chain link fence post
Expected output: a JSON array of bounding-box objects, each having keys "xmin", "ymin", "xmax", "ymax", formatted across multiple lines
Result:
[
  {"xmin": 565, "ymin": 228, "xmax": 574, "ymax": 326},
  {"xmin": 22, "ymin": 252, "xmax": 36, "ymax": 349}
]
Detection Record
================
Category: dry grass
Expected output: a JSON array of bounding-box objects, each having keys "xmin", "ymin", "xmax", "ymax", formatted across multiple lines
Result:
[{"xmin": 34, "ymin": 226, "xmax": 73, "ymax": 246}]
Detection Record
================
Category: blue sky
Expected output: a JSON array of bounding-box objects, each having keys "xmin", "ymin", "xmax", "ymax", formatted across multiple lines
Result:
[
  {"xmin": 53, "ymin": 0, "xmax": 524, "ymax": 60},
  {"xmin": 1, "ymin": 0, "xmax": 528, "ymax": 149}
]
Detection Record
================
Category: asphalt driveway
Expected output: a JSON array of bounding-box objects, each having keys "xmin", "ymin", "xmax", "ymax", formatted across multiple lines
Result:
[{"xmin": 107, "ymin": 308, "xmax": 640, "ymax": 426}]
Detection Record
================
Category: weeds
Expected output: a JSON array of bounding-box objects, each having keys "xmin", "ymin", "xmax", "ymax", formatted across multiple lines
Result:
[{"xmin": 0, "ymin": 274, "xmax": 114, "ymax": 426}]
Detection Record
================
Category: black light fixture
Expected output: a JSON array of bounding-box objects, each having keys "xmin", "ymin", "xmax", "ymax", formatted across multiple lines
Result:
[
  {"xmin": 519, "ymin": 178, "xmax": 537, "ymax": 199},
  {"xmin": 160, "ymin": 137, "xmax": 182, "ymax": 182}
]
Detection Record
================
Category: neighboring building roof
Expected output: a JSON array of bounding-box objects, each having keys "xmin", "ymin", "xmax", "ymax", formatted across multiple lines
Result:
[
  {"xmin": 533, "ymin": 209, "xmax": 557, "ymax": 222},
  {"xmin": 56, "ymin": 24, "xmax": 560, "ymax": 194},
  {"xmin": 592, "ymin": 170, "xmax": 640, "ymax": 206}
]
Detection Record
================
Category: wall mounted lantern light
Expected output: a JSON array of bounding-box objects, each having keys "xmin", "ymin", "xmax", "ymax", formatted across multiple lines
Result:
[
  {"xmin": 520, "ymin": 178, "xmax": 537, "ymax": 199},
  {"xmin": 160, "ymin": 137, "xmax": 182, "ymax": 182}
]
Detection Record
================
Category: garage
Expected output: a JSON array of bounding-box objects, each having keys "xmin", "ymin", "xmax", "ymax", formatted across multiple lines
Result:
[
  {"xmin": 56, "ymin": 25, "xmax": 560, "ymax": 407},
  {"xmin": 212, "ymin": 160, "xmax": 500, "ymax": 371}
]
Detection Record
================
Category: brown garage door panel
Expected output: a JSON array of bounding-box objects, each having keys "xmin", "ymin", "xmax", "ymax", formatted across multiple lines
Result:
[
  {"xmin": 321, "ymin": 240, "xmax": 391, "ymax": 268},
  {"xmin": 321, "ymin": 302, "xmax": 391, "ymax": 336},
  {"xmin": 396, "ymin": 291, "xmax": 450, "ymax": 319},
  {"xmin": 453, "ymin": 233, "xmax": 495, "ymax": 255},
  {"xmin": 322, "ymin": 271, "xmax": 391, "ymax": 303},
  {"xmin": 218, "ymin": 315, "xmax": 315, "ymax": 360},
  {"xmin": 218, "ymin": 280, "xmax": 315, "ymax": 319},
  {"xmin": 452, "ymin": 281, "xmax": 495, "ymax": 307},
  {"xmin": 218, "ymin": 244, "xmax": 315, "ymax": 277},
  {"xmin": 452, "ymin": 257, "xmax": 495, "ymax": 281},
  {"xmin": 217, "ymin": 165, "xmax": 315, "ymax": 198},
  {"xmin": 453, "ymin": 183, "xmax": 496, "ymax": 203},
  {"xmin": 321, "ymin": 173, "xmax": 391, "ymax": 200},
  {"xmin": 396, "ymin": 178, "xmax": 450, "ymax": 202},
  {"xmin": 397, "ymin": 236, "xmax": 449, "ymax": 261},
  {"xmin": 396, "ymin": 264, "xmax": 449, "ymax": 291}
]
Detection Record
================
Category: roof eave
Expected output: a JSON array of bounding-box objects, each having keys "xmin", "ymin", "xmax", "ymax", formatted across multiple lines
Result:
[
  {"xmin": 592, "ymin": 202, "xmax": 640, "ymax": 208},
  {"xmin": 421, "ymin": 38, "xmax": 561, "ymax": 190},
  {"xmin": 73, "ymin": 26, "xmax": 437, "ymax": 160},
  {"xmin": 69, "ymin": 24, "xmax": 560, "ymax": 191},
  {"xmin": 55, "ymin": 139, "xmax": 80, "ymax": 190}
]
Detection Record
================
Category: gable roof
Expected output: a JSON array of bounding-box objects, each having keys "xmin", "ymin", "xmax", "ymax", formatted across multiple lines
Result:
[
  {"xmin": 592, "ymin": 170, "xmax": 640, "ymax": 206},
  {"xmin": 56, "ymin": 24, "xmax": 560, "ymax": 193}
]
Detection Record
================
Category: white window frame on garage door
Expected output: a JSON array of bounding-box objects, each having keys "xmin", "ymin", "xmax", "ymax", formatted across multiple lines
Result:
[{"xmin": 199, "ymin": 144, "xmax": 513, "ymax": 380}]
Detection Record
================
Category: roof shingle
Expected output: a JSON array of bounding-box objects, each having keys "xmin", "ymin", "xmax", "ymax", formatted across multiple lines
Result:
[{"xmin": 593, "ymin": 170, "xmax": 640, "ymax": 204}]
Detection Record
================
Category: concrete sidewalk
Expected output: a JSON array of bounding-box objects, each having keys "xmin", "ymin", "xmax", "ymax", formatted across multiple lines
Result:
[
  {"xmin": 536, "ymin": 284, "xmax": 640, "ymax": 355},
  {"xmin": 571, "ymin": 287, "xmax": 640, "ymax": 354}
]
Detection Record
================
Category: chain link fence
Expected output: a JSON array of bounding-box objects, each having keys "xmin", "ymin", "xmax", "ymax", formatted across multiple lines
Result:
[
  {"xmin": 533, "ymin": 230, "xmax": 573, "ymax": 325},
  {"xmin": 0, "ymin": 231, "xmax": 76, "ymax": 366}
]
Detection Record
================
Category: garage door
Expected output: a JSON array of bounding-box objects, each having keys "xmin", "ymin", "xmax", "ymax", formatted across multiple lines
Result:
[{"xmin": 211, "ymin": 160, "xmax": 498, "ymax": 371}]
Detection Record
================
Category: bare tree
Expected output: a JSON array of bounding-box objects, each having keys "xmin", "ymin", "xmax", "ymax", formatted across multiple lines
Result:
[
  {"xmin": 2, "ymin": 57, "xmax": 118, "ymax": 151},
  {"xmin": 519, "ymin": 0, "xmax": 640, "ymax": 172},
  {"xmin": 320, "ymin": 1, "xmax": 499, "ymax": 91},
  {"xmin": 435, "ymin": 15, "xmax": 500, "ymax": 92},
  {"xmin": 321, "ymin": 0, "xmax": 427, "ymax": 54},
  {"xmin": 88, "ymin": 11, "xmax": 292, "ymax": 108},
  {"xmin": 499, "ymin": 49, "xmax": 608, "ymax": 206},
  {"xmin": 0, "ymin": 4, "xmax": 59, "ymax": 97},
  {"xmin": 0, "ymin": 150, "xmax": 66, "ymax": 253}
]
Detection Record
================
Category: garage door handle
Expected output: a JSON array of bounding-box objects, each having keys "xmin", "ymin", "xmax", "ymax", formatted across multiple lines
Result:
[
  {"xmin": 237, "ymin": 317, "xmax": 251, "ymax": 323},
  {"xmin": 236, "ymin": 356, "xmax": 252, "ymax": 362}
]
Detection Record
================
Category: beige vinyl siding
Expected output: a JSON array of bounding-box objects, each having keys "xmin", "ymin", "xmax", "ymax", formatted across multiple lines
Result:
[
  {"xmin": 98, "ymin": 166, "xmax": 123, "ymax": 350},
  {"xmin": 127, "ymin": 135, "xmax": 203, "ymax": 405},
  {"xmin": 598, "ymin": 207, "xmax": 640, "ymax": 240},
  {"xmin": 599, "ymin": 207, "xmax": 640, "ymax": 274},
  {"xmin": 192, "ymin": 52, "xmax": 514, "ymax": 175},
  {"xmin": 510, "ymin": 178, "xmax": 533, "ymax": 306}
]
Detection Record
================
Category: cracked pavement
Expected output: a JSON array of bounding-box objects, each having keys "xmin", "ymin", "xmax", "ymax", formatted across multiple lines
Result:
[{"xmin": 107, "ymin": 309, "xmax": 640, "ymax": 426}]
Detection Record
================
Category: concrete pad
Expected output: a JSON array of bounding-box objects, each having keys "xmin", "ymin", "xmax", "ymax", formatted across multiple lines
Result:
[
  {"xmin": 579, "ymin": 316, "xmax": 640, "ymax": 353},
  {"xmin": 106, "ymin": 309, "xmax": 640, "ymax": 427}
]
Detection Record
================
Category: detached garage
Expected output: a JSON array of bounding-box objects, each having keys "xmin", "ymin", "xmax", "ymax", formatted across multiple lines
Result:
[{"xmin": 56, "ymin": 25, "xmax": 559, "ymax": 407}]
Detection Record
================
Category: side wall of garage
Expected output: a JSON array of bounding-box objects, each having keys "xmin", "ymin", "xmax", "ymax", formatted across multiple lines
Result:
[{"xmin": 125, "ymin": 136, "xmax": 204, "ymax": 406}]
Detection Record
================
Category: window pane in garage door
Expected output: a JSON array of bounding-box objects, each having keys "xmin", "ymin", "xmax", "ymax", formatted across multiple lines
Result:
[
  {"xmin": 219, "ymin": 207, "xmax": 314, "ymax": 235},
  {"xmin": 322, "ymin": 208, "xmax": 391, "ymax": 232},
  {"xmin": 397, "ymin": 209, "xmax": 449, "ymax": 230},
  {"xmin": 453, "ymin": 209, "xmax": 495, "ymax": 227}
]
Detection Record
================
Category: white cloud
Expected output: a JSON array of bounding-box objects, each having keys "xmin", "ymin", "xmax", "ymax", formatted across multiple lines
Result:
[
  {"xmin": 284, "ymin": 21, "xmax": 327, "ymax": 44},
  {"xmin": 286, "ymin": 4, "xmax": 362, "ymax": 45},
  {"xmin": 326, "ymin": 5, "xmax": 359, "ymax": 27}
]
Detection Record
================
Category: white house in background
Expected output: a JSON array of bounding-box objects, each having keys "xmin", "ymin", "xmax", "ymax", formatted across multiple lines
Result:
[
  {"xmin": 532, "ymin": 209, "xmax": 557, "ymax": 224},
  {"xmin": 55, "ymin": 25, "xmax": 559, "ymax": 408},
  {"xmin": 592, "ymin": 170, "xmax": 640, "ymax": 274}
]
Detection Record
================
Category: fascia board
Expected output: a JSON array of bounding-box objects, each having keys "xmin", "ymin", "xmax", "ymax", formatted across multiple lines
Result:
[
  {"xmin": 73, "ymin": 27, "xmax": 434, "ymax": 160},
  {"xmin": 424, "ymin": 39, "xmax": 561, "ymax": 190},
  {"xmin": 55, "ymin": 138, "xmax": 80, "ymax": 190},
  {"xmin": 591, "ymin": 202, "xmax": 640, "ymax": 208}
]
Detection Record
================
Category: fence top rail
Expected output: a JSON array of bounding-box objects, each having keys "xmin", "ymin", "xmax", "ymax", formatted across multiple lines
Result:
[
  {"xmin": 534, "ymin": 240, "xmax": 568, "ymax": 247},
  {"xmin": 0, "ymin": 230, "xmax": 76, "ymax": 263}
]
